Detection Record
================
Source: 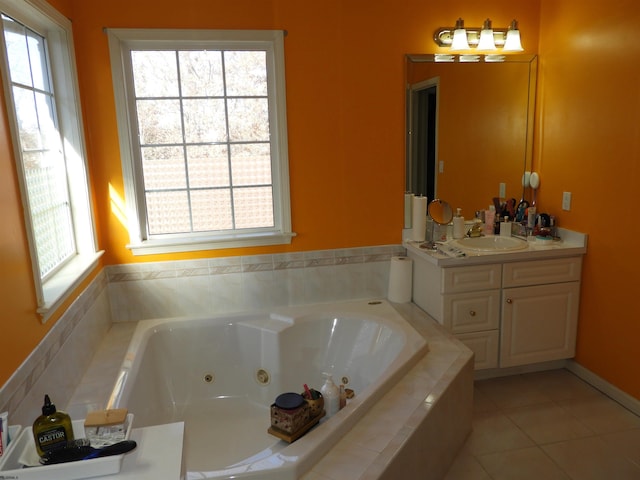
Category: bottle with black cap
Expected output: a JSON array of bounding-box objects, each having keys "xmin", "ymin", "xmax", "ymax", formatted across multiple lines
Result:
[{"xmin": 32, "ymin": 394, "xmax": 74, "ymax": 457}]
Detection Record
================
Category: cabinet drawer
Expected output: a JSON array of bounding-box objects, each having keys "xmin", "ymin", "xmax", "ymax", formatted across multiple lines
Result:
[
  {"xmin": 442, "ymin": 264, "xmax": 502, "ymax": 293},
  {"xmin": 443, "ymin": 290, "xmax": 500, "ymax": 333},
  {"xmin": 503, "ymin": 257, "xmax": 582, "ymax": 287},
  {"xmin": 456, "ymin": 330, "xmax": 499, "ymax": 370}
]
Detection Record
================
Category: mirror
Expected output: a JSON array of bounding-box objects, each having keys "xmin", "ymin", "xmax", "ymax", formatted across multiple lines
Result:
[
  {"xmin": 428, "ymin": 198, "xmax": 453, "ymax": 225},
  {"xmin": 405, "ymin": 54, "xmax": 537, "ymax": 217}
]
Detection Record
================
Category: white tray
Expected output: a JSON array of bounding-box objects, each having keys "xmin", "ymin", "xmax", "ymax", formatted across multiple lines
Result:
[
  {"xmin": 0, "ymin": 415, "xmax": 133, "ymax": 480},
  {"xmin": 0, "ymin": 425, "xmax": 23, "ymax": 468}
]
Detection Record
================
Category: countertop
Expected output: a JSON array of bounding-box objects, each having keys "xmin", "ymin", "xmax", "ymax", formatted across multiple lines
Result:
[{"xmin": 405, "ymin": 227, "xmax": 587, "ymax": 267}]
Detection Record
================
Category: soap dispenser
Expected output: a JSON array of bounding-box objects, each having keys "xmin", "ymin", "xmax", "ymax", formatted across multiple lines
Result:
[
  {"xmin": 320, "ymin": 373, "xmax": 340, "ymax": 418},
  {"xmin": 32, "ymin": 394, "xmax": 74, "ymax": 457},
  {"xmin": 453, "ymin": 208, "xmax": 465, "ymax": 239}
]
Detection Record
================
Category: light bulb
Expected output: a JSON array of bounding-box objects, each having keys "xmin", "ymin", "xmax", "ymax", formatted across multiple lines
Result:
[
  {"xmin": 477, "ymin": 18, "xmax": 496, "ymax": 51},
  {"xmin": 503, "ymin": 19, "xmax": 524, "ymax": 52},
  {"xmin": 450, "ymin": 18, "xmax": 470, "ymax": 51}
]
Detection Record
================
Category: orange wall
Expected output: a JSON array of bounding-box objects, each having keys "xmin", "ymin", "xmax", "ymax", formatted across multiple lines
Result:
[
  {"xmin": 1, "ymin": 1, "xmax": 541, "ymax": 387},
  {"xmin": 537, "ymin": 0, "xmax": 640, "ymax": 399}
]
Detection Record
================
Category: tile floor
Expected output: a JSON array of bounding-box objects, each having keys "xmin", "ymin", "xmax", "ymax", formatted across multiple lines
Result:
[{"xmin": 444, "ymin": 369, "xmax": 640, "ymax": 480}]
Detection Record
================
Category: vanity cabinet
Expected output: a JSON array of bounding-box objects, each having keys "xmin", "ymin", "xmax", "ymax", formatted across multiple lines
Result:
[
  {"xmin": 410, "ymin": 251, "xmax": 583, "ymax": 371},
  {"xmin": 500, "ymin": 258, "xmax": 581, "ymax": 367}
]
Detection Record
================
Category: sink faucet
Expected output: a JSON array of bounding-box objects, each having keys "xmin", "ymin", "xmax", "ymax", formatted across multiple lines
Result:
[{"xmin": 466, "ymin": 220, "xmax": 484, "ymax": 238}]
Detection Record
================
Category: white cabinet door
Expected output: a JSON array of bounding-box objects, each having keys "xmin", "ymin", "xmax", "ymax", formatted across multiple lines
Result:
[{"xmin": 500, "ymin": 282, "xmax": 580, "ymax": 367}]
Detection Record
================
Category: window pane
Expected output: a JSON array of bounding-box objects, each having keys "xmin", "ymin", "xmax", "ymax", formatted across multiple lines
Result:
[
  {"xmin": 186, "ymin": 145, "xmax": 229, "ymax": 188},
  {"xmin": 141, "ymin": 146, "xmax": 187, "ymax": 190},
  {"xmin": 123, "ymin": 39, "xmax": 285, "ymax": 241},
  {"xmin": 234, "ymin": 186, "xmax": 273, "ymax": 228},
  {"xmin": 224, "ymin": 51, "xmax": 267, "ymax": 96},
  {"xmin": 136, "ymin": 99, "xmax": 183, "ymax": 145},
  {"xmin": 182, "ymin": 98, "xmax": 227, "ymax": 143},
  {"xmin": 227, "ymin": 98, "xmax": 269, "ymax": 142},
  {"xmin": 26, "ymin": 29, "xmax": 49, "ymax": 92},
  {"xmin": 179, "ymin": 51, "xmax": 224, "ymax": 97},
  {"xmin": 230, "ymin": 143, "xmax": 271, "ymax": 186},
  {"xmin": 23, "ymin": 151, "xmax": 75, "ymax": 276},
  {"xmin": 146, "ymin": 190, "xmax": 191, "ymax": 234},
  {"xmin": 191, "ymin": 188, "xmax": 232, "ymax": 231},
  {"xmin": 3, "ymin": 15, "xmax": 76, "ymax": 279},
  {"xmin": 131, "ymin": 51, "xmax": 179, "ymax": 97}
]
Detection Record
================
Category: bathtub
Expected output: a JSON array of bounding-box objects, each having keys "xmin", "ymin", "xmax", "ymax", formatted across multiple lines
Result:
[{"xmin": 107, "ymin": 299, "xmax": 428, "ymax": 479}]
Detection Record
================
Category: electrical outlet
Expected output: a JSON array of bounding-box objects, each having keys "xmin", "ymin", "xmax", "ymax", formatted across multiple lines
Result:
[
  {"xmin": 439, "ymin": 160, "xmax": 444, "ymax": 173},
  {"xmin": 499, "ymin": 183, "xmax": 506, "ymax": 198},
  {"xmin": 562, "ymin": 191, "xmax": 572, "ymax": 211}
]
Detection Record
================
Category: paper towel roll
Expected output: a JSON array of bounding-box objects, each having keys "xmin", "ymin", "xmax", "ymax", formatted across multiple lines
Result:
[
  {"xmin": 404, "ymin": 193, "xmax": 414, "ymax": 229},
  {"xmin": 411, "ymin": 196, "xmax": 427, "ymax": 242},
  {"xmin": 388, "ymin": 256, "xmax": 413, "ymax": 303}
]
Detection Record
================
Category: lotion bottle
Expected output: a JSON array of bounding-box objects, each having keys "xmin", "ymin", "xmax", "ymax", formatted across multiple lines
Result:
[
  {"xmin": 32, "ymin": 394, "xmax": 74, "ymax": 457},
  {"xmin": 452, "ymin": 208, "xmax": 465, "ymax": 239},
  {"xmin": 321, "ymin": 373, "xmax": 340, "ymax": 418}
]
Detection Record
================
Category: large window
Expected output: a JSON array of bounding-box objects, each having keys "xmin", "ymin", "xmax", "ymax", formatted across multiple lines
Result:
[
  {"xmin": 108, "ymin": 29, "xmax": 293, "ymax": 254},
  {"xmin": 0, "ymin": 0, "xmax": 99, "ymax": 321}
]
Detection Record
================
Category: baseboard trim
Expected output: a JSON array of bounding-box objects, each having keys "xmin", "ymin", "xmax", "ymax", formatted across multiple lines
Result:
[{"xmin": 565, "ymin": 360, "xmax": 640, "ymax": 416}]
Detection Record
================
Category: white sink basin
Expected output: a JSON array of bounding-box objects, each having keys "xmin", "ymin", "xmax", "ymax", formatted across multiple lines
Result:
[{"xmin": 450, "ymin": 236, "xmax": 528, "ymax": 252}]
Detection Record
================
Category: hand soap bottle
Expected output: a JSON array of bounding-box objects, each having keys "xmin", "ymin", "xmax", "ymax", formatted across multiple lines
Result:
[
  {"xmin": 320, "ymin": 373, "xmax": 340, "ymax": 419},
  {"xmin": 32, "ymin": 394, "xmax": 74, "ymax": 457},
  {"xmin": 452, "ymin": 208, "xmax": 465, "ymax": 239}
]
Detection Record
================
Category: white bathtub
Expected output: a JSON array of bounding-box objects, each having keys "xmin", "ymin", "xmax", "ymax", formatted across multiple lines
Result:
[{"xmin": 108, "ymin": 300, "xmax": 428, "ymax": 479}]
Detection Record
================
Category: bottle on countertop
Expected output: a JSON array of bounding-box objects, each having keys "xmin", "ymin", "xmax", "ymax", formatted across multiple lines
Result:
[
  {"xmin": 339, "ymin": 384, "xmax": 347, "ymax": 410},
  {"xmin": 321, "ymin": 373, "xmax": 340, "ymax": 418},
  {"xmin": 32, "ymin": 394, "xmax": 74, "ymax": 457},
  {"xmin": 452, "ymin": 208, "xmax": 465, "ymax": 239}
]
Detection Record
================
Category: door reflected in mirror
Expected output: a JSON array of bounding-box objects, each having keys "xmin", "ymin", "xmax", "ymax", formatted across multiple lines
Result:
[{"xmin": 405, "ymin": 54, "xmax": 537, "ymax": 217}]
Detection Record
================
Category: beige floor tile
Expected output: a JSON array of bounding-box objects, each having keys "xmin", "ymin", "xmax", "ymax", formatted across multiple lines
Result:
[
  {"xmin": 477, "ymin": 446, "xmax": 571, "ymax": 480},
  {"xmin": 443, "ymin": 453, "xmax": 491, "ymax": 480},
  {"xmin": 542, "ymin": 436, "xmax": 640, "ymax": 480},
  {"xmin": 473, "ymin": 386, "xmax": 500, "ymax": 414},
  {"xmin": 601, "ymin": 428, "xmax": 640, "ymax": 466},
  {"xmin": 463, "ymin": 411, "xmax": 534, "ymax": 456},
  {"xmin": 475, "ymin": 375, "xmax": 553, "ymax": 410},
  {"xmin": 519, "ymin": 369, "xmax": 601, "ymax": 401},
  {"xmin": 505, "ymin": 401, "xmax": 594, "ymax": 444},
  {"xmin": 558, "ymin": 395, "xmax": 640, "ymax": 434}
]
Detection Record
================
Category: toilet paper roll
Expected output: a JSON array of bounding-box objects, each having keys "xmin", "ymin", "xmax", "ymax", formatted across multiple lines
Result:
[
  {"xmin": 411, "ymin": 196, "xmax": 427, "ymax": 242},
  {"xmin": 404, "ymin": 193, "xmax": 414, "ymax": 229},
  {"xmin": 387, "ymin": 256, "xmax": 413, "ymax": 303}
]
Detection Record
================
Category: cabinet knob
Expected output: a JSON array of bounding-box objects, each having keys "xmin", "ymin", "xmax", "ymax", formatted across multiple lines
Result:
[
  {"xmin": 506, "ymin": 298, "xmax": 513, "ymax": 304},
  {"xmin": 469, "ymin": 310, "xmax": 476, "ymax": 316}
]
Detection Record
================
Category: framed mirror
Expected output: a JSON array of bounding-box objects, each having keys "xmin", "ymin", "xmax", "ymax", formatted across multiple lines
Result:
[{"xmin": 405, "ymin": 54, "xmax": 537, "ymax": 217}]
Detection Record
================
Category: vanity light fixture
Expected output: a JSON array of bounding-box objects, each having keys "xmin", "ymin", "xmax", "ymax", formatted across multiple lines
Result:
[{"xmin": 434, "ymin": 18, "xmax": 523, "ymax": 52}]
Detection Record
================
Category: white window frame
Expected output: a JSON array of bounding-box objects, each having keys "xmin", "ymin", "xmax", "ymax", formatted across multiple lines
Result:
[
  {"xmin": 0, "ymin": 0, "xmax": 101, "ymax": 322},
  {"xmin": 107, "ymin": 28, "xmax": 294, "ymax": 255}
]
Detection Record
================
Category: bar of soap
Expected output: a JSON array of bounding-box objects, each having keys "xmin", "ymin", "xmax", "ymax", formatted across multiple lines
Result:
[{"xmin": 84, "ymin": 409, "xmax": 129, "ymax": 448}]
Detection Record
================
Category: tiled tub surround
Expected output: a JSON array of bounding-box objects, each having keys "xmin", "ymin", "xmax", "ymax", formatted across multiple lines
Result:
[
  {"xmin": 0, "ymin": 245, "xmax": 404, "ymax": 426},
  {"xmin": 108, "ymin": 245, "xmax": 406, "ymax": 322}
]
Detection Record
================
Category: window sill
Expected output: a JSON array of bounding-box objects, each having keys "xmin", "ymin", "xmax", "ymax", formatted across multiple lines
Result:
[
  {"xmin": 38, "ymin": 250, "xmax": 105, "ymax": 323},
  {"xmin": 127, "ymin": 231, "xmax": 296, "ymax": 256}
]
